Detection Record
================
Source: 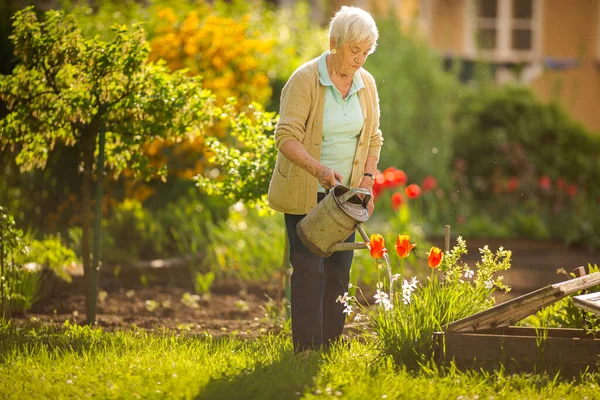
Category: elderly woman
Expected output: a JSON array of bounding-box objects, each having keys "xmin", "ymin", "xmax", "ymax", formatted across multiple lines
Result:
[{"xmin": 268, "ymin": 6, "xmax": 383, "ymax": 352}]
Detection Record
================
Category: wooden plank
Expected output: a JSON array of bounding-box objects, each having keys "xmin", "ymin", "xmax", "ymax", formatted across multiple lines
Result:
[
  {"xmin": 469, "ymin": 326, "xmax": 599, "ymax": 339},
  {"xmin": 446, "ymin": 272, "xmax": 600, "ymax": 332},
  {"xmin": 434, "ymin": 329, "xmax": 600, "ymax": 375},
  {"xmin": 573, "ymin": 292, "xmax": 600, "ymax": 316}
]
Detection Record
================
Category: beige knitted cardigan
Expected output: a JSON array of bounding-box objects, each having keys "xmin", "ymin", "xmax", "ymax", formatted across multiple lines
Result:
[
  {"xmin": 267, "ymin": 57, "xmax": 383, "ymax": 215},
  {"xmin": 268, "ymin": 58, "xmax": 383, "ymax": 214}
]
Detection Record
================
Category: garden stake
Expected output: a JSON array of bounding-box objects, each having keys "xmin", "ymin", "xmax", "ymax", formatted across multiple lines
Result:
[{"xmin": 89, "ymin": 117, "xmax": 106, "ymax": 324}]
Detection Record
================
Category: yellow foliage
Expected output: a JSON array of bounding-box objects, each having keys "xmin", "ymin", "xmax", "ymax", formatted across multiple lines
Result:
[
  {"xmin": 125, "ymin": 4, "xmax": 276, "ymax": 196},
  {"xmin": 149, "ymin": 6, "xmax": 274, "ymax": 107}
]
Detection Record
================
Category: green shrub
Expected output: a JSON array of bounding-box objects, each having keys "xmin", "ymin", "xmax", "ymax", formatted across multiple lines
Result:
[
  {"xmin": 102, "ymin": 199, "xmax": 167, "ymax": 263},
  {"xmin": 364, "ymin": 17, "xmax": 459, "ymax": 184},
  {"xmin": 1, "ymin": 207, "xmax": 78, "ymax": 317},
  {"xmin": 204, "ymin": 205, "xmax": 285, "ymax": 285},
  {"xmin": 452, "ymin": 85, "xmax": 600, "ymax": 199},
  {"xmin": 18, "ymin": 235, "xmax": 78, "ymax": 283},
  {"xmin": 450, "ymin": 85, "xmax": 600, "ymax": 248},
  {"xmin": 0, "ymin": 206, "xmax": 26, "ymax": 318}
]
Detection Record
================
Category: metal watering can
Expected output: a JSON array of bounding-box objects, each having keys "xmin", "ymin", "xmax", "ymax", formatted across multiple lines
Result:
[{"xmin": 297, "ymin": 184, "xmax": 372, "ymax": 257}]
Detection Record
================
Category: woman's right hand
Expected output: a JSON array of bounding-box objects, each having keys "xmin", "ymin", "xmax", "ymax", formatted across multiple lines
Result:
[{"xmin": 316, "ymin": 166, "xmax": 342, "ymax": 190}]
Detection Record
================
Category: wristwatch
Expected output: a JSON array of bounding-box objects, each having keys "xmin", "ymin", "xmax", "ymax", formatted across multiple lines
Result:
[{"xmin": 363, "ymin": 173, "xmax": 374, "ymax": 180}]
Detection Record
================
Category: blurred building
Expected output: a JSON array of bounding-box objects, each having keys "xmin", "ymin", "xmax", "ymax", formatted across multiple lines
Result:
[{"xmin": 296, "ymin": 0, "xmax": 600, "ymax": 133}]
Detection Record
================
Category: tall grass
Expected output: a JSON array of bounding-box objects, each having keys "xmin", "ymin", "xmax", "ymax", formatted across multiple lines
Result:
[
  {"xmin": 370, "ymin": 237, "xmax": 512, "ymax": 370},
  {"xmin": 371, "ymin": 277, "xmax": 491, "ymax": 369},
  {"xmin": 1, "ymin": 320, "xmax": 598, "ymax": 399}
]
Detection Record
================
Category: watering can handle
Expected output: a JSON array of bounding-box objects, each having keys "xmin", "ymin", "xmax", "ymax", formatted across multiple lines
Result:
[
  {"xmin": 356, "ymin": 224, "xmax": 370, "ymax": 243},
  {"xmin": 337, "ymin": 186, "xmax": 372, "ymax": 208}
]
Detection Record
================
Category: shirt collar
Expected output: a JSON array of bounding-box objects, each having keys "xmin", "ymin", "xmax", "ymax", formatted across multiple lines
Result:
[{"xmin": 318, "ymin": 51, "xmax": 365, "ymax": 91}]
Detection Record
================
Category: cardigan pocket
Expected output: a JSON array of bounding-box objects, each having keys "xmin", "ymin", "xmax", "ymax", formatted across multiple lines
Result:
[
  {"xmin": 268, "ymin": 165, "xmax": 300, "ymax": 213},
  {"xmin": 276, "ymin": 156, "xmax": 297, "ymax": 178}
]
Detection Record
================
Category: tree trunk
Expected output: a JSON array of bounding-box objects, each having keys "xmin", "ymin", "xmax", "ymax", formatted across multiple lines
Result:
[{"xmin": 80, "ymin": 128, "xmax": 96, "ymax": 323}]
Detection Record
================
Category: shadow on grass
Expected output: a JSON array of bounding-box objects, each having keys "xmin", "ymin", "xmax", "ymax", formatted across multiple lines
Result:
[{"xmin": 195, "ymin": 350, "xmax": 322, "ymax": 400}]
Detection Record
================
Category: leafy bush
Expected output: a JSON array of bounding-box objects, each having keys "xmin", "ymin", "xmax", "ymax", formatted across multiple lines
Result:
[
  {"xmin": 17, "ymin": 235, "xmax": 78, "ymax": 284},
  {"xmin": 1, "ymin": 207, "xmax": 78, "ymax": 317},
  {"xmin": 197, "ymin": 100, "xmax": 278, "ymax": 207},
  {"xmin": 452, "ymin": 85, "xmax": 600, "ymax": 200},
  {"xmin": 364, "ymin": 17, "xmax": 459, "ymax": 184},
  {"xmin": 149, "ymin": 3, "xmax": 274, "ymax": 106},
  {"xmin": 450, "ymin": 85, "xmax": 600, "ymax": 248},
  {"xmin": 0, "ymin": 206, "xmax": 26, "ymax": 318},
  {"xmin": 203, "ymin": 203, "xmax": 285, "ymax": 285},
  {"xmin": 102, "ymin": 199, "xmax": 167, "ymax": 263}
]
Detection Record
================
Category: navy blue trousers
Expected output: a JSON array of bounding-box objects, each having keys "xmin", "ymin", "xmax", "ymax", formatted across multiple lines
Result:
[{"xmin": 284, "ymin": 193, "xmax": 355, "ymax": 352}]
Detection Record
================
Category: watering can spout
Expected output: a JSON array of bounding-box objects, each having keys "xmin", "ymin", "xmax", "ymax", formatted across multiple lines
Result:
[{"xmin": 296, "ymin": 185, "xmax": 372, "ymax": 257}]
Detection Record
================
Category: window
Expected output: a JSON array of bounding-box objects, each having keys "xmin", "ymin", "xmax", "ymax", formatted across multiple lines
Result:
[
  {"xmin": 511, "ymin": 0, "xmax": 534, "ymax": 50},
  {"xmin": 477, "ymin": 0, "xmax": 498, "ymax": 50},
  {"xmin": 468, "ymin": 0, "xmax": 541, "ymax": 61}
]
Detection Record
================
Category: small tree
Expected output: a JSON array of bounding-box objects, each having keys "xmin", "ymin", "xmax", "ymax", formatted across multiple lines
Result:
[{"xmin": 0, "ymin": 7, "xmax": 216, "ymax": 322}]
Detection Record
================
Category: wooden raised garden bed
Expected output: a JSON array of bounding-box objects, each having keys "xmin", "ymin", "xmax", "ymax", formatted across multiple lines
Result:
[{"xmin": 434, "ymin": 272, "xmax": 600, "ymax": 376}]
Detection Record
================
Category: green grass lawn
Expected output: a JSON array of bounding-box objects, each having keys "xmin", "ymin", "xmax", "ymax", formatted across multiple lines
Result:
[{"xmin": 0, "ymin": 321, "xmax": 598, "ymax": 399}]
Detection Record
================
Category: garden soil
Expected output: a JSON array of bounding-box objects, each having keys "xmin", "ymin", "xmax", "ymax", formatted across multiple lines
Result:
[
  {"xmin": 13, "ymin": 238, "xmax": 600, "ymax": 337},
  {"xmin": 20, "ymin": 278, "xmax": 286, "ymax": 338}
]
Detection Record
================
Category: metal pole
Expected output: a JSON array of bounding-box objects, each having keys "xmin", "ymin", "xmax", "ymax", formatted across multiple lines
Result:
[{"xmin": 89, "ymin": 118, "xmax": 105, "ymax": 324}]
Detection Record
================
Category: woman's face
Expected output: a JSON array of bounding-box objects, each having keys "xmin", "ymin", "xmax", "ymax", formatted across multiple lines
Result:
[{"xmin": 331, "ymin": 39, "xmax": 373, "ymax": 77}]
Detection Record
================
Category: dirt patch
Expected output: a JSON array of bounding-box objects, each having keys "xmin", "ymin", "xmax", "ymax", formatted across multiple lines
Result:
[
  {"xmin": 17, "ymin": 279, "xmax": 286, "ymax": 338},
  {"xmin": 12, "ymin": 238, "xmax": 600, "ymax": 336}
]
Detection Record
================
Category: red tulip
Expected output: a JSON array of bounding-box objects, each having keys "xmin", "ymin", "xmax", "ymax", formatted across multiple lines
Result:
[
  {"xmin": 422, "ymin": 176, "xmax": 438, "ymax": 192},
  {"xmin": 391, "ymin": 192, "xmax": 404, "ymax": 210},
  {"xmin": 368, "ymin": 234, "xmax": 388, "ymax": 259},
  {"xmin": 427, "ymin": 247, "xmax": 443, "ymax": 268},
  {"xmin": 395, "ymin": 234, "xmax": 416, "ymax": 258},
  {"xmin": 405, "ymin": 183, "xmax": 421, "ymax": 199},
  {"xmin": 382, "ymin": 167, "xmax": 407, "ymax": 188},
  {"xmin": 375, "ymin": 172, "xmax": 386, "ymax": 186},
  {"xmin": 557, "ymin": 178, "xmax": 565, "ymax": 191},
  {"xmin": 566, "ymin": 184, "xmax": 577, "ymax": 197},
  {"xmin": 507, "ymin": 177, "xmax": 519, "ymax": 192},
  {"xmin": 383, "ymin": 167, "xmax": 397, "ymax": 186},
  {"xmin": 539, "ymin": 175, "xmax": 551, "ymax": 191},
  {"xmin": 393, "ymin": 169, "xmax": 408, "ymax": 186}
]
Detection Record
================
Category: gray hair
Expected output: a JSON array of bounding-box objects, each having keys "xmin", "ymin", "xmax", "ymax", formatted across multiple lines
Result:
[{"xmin": 329, "ymin": 6, "xmax": 378, "ymax": 53}]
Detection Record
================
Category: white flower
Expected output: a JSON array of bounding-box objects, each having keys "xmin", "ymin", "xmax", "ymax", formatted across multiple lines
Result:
[
  {"xmin": 382, "ymin": 300, "xmax": 393, "ymax": 311},
  {"xmin": 464, "ymin": 268, "xmax": 475, "ymax": 279},
  {"xmin": 336, "ymin": 292, "xmax": 349, "ymax": 304},
  {"xmin": 391, "ymin": 274, "xmax": 401, "ymax": 283},
  {"xmin": 354, "ymin": 313, "xmax": 366, "ymax": 322},
  {"xmin": 401, "ymin": 277, "xmax": 418, "ymax": 305},
  {"xmin": 374, "ymin": 289, "xmax": 393, "ymax": 311},
  {"xmin": 485, "ymin": 279, "xmax": 494, "ymax": 290},
  {"xmin": 374, "ymin": 289, "xmax": 388, "ymax": 304},
  {"xmin": 343, "ymin": 305, "xmax": 353, "ymax": 315},
  {"xmin": 23, "ymin": 262, "xmax": 41, "ymax": 273}
]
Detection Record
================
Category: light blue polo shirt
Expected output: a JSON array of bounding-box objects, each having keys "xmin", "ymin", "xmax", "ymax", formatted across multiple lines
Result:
[{"xmin": 317, "ymin": 51, "xmax": 365, "ymax": 193}]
